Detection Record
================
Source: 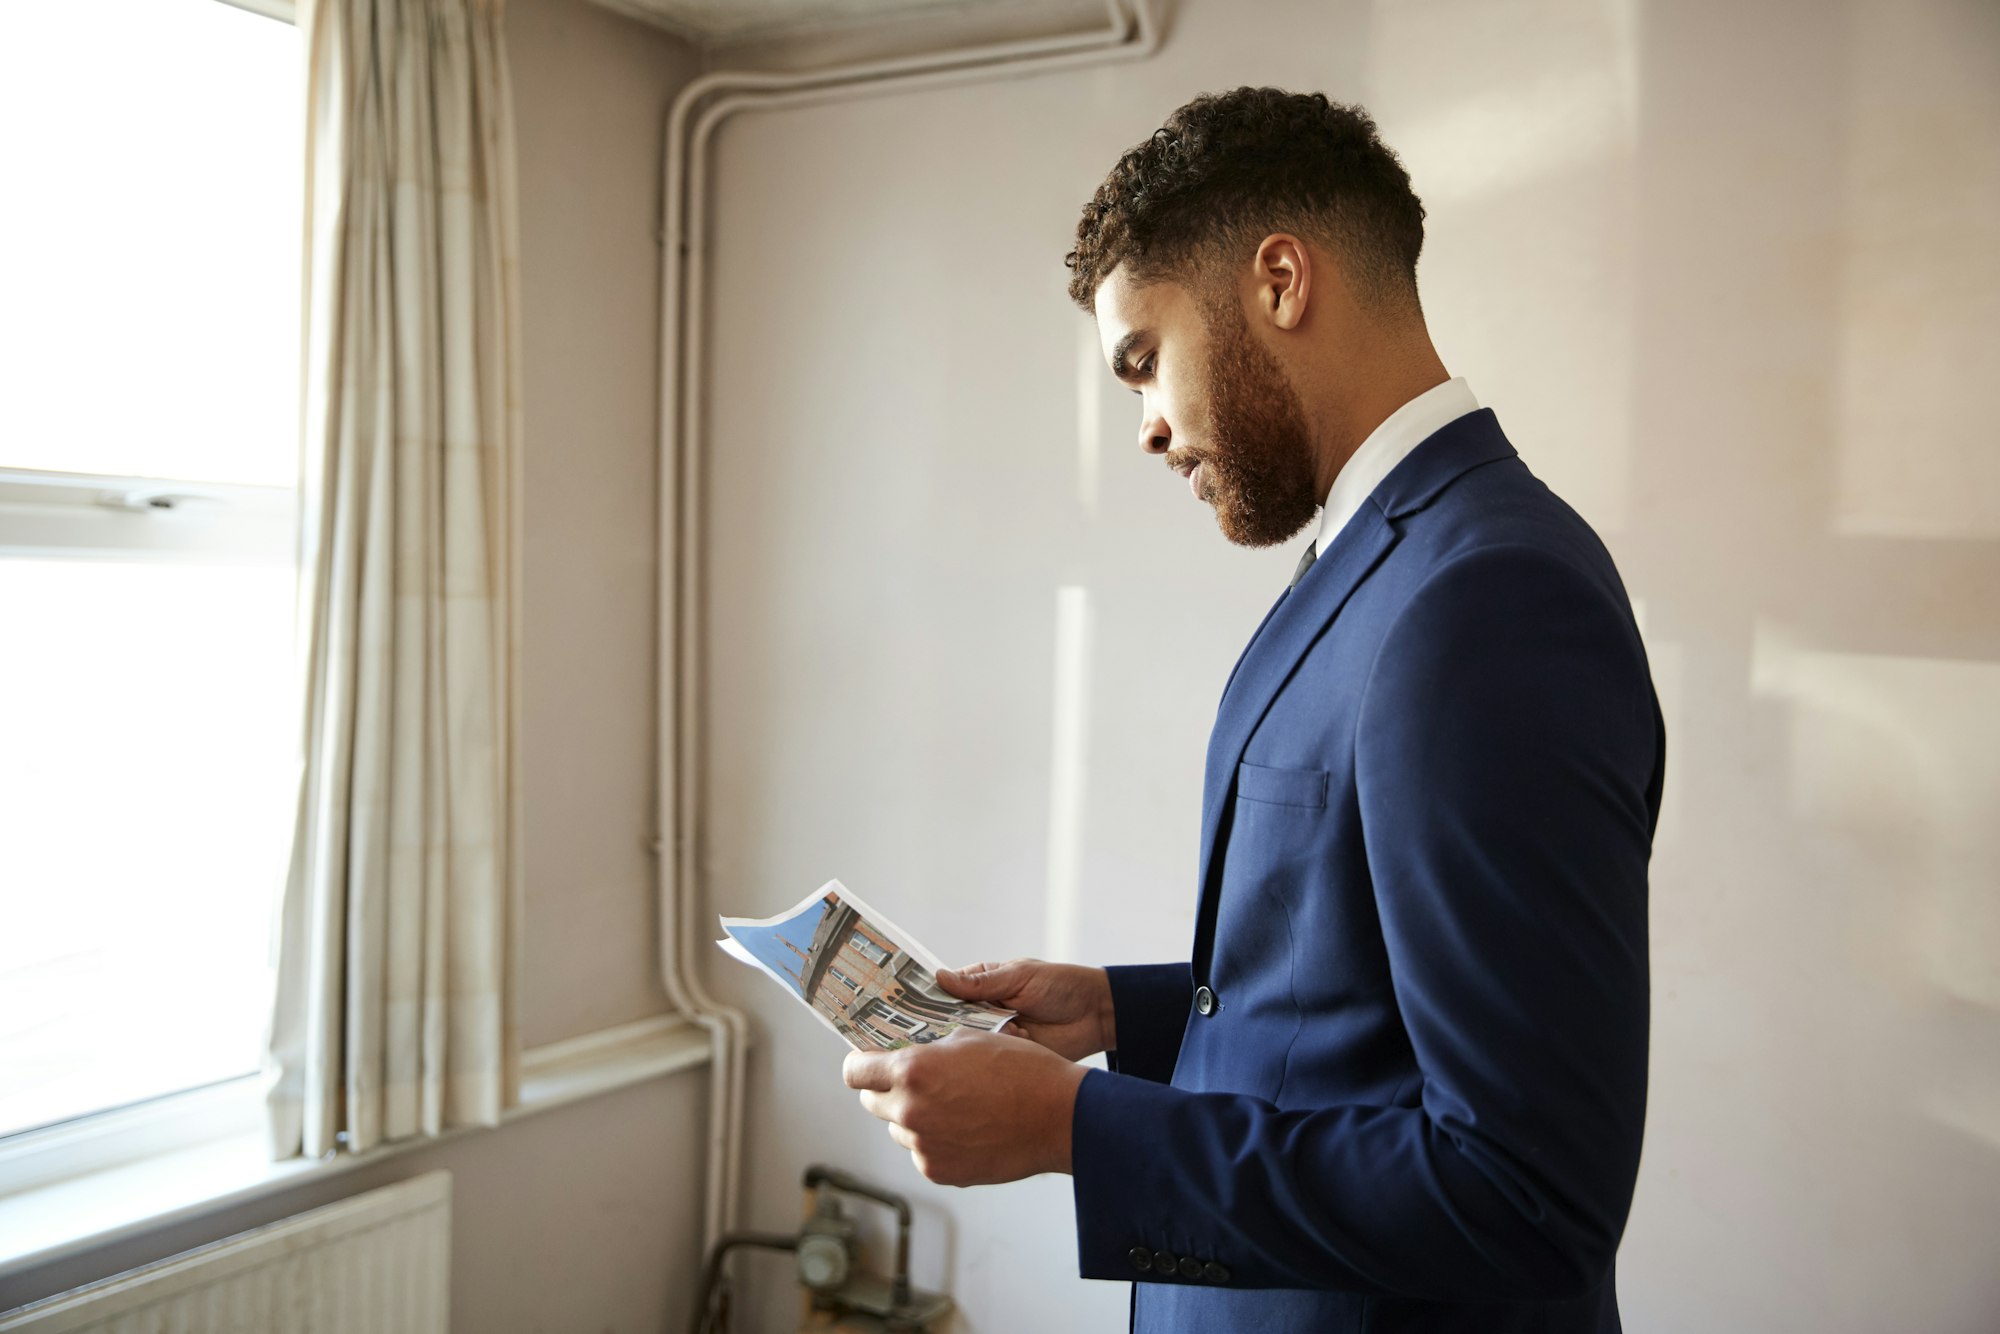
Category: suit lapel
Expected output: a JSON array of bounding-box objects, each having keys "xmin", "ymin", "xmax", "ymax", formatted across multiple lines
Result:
[
  {"xmin": 1190, "ymin": 508, "xmax": 1398, "ymax": 969},
  {"xmin": 1188, "ymin": 409, "xmax": 1519, "ymax": 974},
  {"xmin": 1216, "ymin": 586, "xmax": 1290, "ymax": 705}
]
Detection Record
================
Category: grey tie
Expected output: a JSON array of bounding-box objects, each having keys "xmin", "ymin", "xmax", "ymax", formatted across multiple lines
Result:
[{"xmin": 1290, "ymin": 539, "xmax": 1318, "ymax": 589}]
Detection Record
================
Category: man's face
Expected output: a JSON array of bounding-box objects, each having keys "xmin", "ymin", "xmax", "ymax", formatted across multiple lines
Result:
[{"xmin": 1094, "ymin": 265, "xmax": 1320, "ymax": 548}]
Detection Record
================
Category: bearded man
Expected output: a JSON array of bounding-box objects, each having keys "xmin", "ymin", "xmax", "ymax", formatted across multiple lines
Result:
[{"xmin": 844, "ymin": 86, "xmax": 1664, "ymax": 1334}]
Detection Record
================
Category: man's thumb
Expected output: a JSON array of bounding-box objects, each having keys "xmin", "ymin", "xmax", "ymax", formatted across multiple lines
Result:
[{"xmin": 937, "ymin": 960, "xmax": 1012, "ymax": 999}]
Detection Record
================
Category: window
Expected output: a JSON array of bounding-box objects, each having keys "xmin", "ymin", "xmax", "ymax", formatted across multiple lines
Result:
[
  {"xmin": 848, "ymin": 933, "xmax": 890, "ymax": 966},
  {"xmin": 828, "ymin": 966, "xmax": 861, "ymax": 992},
  {"xmin": 0, "ymin": 0, "xmax": 303, "ymax": 1179}
]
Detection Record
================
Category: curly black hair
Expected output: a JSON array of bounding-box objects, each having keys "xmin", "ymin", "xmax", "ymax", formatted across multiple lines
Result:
[{"xmin": 1065, "ymin": 87, "xmax": 1426, "ymax": 313}]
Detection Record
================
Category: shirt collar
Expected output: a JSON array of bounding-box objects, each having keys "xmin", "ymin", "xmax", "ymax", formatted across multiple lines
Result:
[{"xmin": 1311, "ymin": 377, "xmax": 1479, "ymax": 554}]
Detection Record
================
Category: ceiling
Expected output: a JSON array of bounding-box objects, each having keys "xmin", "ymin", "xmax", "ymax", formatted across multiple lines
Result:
[
  {"xmin": 586, "ymin": 0, "xmax": 1112, "ymax": 50},
  {"xmin": 601, "ymin": 0, "xmax": 983, "ymax": 40}
]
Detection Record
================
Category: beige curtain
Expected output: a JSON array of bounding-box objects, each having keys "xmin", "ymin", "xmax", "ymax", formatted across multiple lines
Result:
[{"xmin": 265, "ymin": 0, "xmax": 524, "ymax": 1161}]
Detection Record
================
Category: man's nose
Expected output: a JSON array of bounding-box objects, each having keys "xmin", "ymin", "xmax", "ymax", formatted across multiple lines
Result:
[{"xmin": 1138, "ymin": 409, "xmax": 1170, "ymax": 454}]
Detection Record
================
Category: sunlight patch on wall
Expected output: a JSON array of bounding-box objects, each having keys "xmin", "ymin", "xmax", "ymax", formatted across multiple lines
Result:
[
  {"xmin": 1750, "ymin": 619, "xmax": 2000, "ymax": 1153},
  {"xmin": 1367, "ymin": 0, "xmax": 1640, "ymax": 535},
  {"xmin": 1043, "ymin": 585, "xmax": 1094, "ymax": 964},
  {"xmin": 1832, "ymin": 0, "xmax": 2000, "ymax": 539},
  {"xmin": 1749, "ymin": 621, "xmax": 2000, "ymax": 1009},
  {"xmin": 1389, "ymin": 63, "xmax": 1633, "ymax": 211}
]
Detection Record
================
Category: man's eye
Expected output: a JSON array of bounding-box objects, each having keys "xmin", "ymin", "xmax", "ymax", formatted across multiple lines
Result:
[{"xmin": 1141, "ymin": 353, "xmax": 1157, "ymax": 377}]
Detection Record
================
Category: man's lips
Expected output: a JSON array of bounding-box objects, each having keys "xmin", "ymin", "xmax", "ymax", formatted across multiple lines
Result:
[{"xmin": 1171, "ymin": 455, "xmax": 1208, "ymax": 501}]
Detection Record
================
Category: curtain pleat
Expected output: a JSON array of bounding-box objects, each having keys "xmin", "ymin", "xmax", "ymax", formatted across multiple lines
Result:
[{"xmin": 266, "ymin": 0, "xmax": 520, "ymax": 1163}]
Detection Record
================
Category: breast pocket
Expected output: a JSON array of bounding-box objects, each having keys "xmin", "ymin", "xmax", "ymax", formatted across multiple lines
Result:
[
  {"xmin": 1187, "ymin": 761, "xmax": 1328, "ymax": 1101},
  {"xmin": 1234, "ymin": 760, "xmax": 1329, "ymax": 809}
]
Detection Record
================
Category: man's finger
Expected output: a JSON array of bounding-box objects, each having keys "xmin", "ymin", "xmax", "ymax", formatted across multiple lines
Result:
[
  {"xmin": 843, "ymin": 1050, "xmax": 895, "ymax": 1091},
  {"xmin": 857, "ymin": 1088, "xmax": 901, "ymax": 1124}
]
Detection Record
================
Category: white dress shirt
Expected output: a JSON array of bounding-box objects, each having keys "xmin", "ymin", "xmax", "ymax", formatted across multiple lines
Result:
[{"xmin": 1310, "ymin": 377, "xmax": 1479, "ymax": 554}]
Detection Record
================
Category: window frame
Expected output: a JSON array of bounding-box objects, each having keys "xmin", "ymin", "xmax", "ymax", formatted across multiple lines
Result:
[
  {"xmin": 0, "ymin": 1077, "xmax": 267, "ymax": 1200},
  {"xmin": 0, "ymin": 467, "xmax": 299, "ymax": 1192},
  {"xmin": 0, "ymin": 466, "xmax": 296, "ymax": 566}
]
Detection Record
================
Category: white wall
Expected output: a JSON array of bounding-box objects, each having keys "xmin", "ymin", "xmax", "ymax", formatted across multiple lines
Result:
[
  {"xmin": 514, "ymin": 0, "xmax": 701, "ymax": 1047},
  {"xmin": 696, "ymin": 0, "xmax": 2000, "ymax": 1330}
]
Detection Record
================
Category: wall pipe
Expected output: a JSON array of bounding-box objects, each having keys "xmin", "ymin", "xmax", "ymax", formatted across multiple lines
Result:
[{"xmin": 653, "ymin": 0, "xmax": 1162, "ymax": 1256}]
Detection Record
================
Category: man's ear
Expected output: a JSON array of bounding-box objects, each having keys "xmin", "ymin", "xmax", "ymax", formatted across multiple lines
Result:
[{"xmin": 1253, "ymin": 233, "xmax": 1311, "ymax": 332}]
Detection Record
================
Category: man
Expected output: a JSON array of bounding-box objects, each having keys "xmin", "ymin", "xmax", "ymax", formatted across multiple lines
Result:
[{"xmin": 844, "ymin": 87, "xmax": 1663, "ymax": 1333}]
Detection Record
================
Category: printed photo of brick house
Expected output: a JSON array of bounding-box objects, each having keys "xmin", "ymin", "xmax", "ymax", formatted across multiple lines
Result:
[{"xmin": 724, "ymin": 887, "xmax": 1011, "ymax": 1052}]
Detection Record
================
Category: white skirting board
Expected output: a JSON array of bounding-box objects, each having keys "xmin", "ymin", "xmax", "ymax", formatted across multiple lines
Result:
[{"xmin": 0, "ymin": 1171, "xmax": 451, "ymax": 1333}]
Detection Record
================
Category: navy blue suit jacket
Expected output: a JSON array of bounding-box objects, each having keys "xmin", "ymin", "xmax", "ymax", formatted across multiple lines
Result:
[{"xmin": 1070, "ymin": 409, "xmax": 1662, "ymax": 1333}]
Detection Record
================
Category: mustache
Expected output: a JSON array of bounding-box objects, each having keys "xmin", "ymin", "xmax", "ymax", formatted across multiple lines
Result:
[{"xmin": 1164, "ymin": 447, "xmax": 1211, "ymax": 476}]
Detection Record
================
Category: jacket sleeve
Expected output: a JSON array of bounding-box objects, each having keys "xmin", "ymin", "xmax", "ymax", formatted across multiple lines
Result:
[
  {"xmin": 1069, "ymin": 544, "xmax": 1659, "ymax": 1301},
  {"xmin": 1102, "ymin": 962, "xmax": 1193, "ymax": 1084}
]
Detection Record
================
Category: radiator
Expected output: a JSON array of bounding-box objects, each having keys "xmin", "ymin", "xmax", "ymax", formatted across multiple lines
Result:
[{"xmin": 0, "ymin": 1171, "xmax": 451, "ymax": 1333}]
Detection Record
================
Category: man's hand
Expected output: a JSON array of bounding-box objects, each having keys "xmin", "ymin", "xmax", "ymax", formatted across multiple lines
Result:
[
  {"xmin": 935, "ymin": 958, "xmax": 1116, "ymax": 1062},
  {"xmin": 842, "ymin": 1029, "xmax": 1088, "ymax": 1186}
]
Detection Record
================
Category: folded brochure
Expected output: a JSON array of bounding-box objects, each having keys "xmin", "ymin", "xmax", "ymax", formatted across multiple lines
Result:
[{"xmin": 718, "ymin": 878, "xmax": 1015, "ymax": 1052}]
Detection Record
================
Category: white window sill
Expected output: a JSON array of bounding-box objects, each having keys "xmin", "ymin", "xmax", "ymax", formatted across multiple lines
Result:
[{"xmin": 0, "ymin": 1014, "xmax": 711, "ymax": 1282}]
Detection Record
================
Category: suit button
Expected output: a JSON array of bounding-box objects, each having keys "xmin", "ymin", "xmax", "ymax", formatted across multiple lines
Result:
[
  {"xmin": 1151, "ymin": 1250, "xmax": 1178, "ymax": 1275},
  {"xmin": 1204, "ymin": 1261, "xmax": 1231, "ymax": 1283},
  {"xmin": 1128, "ymin": 1246, "xmax": 1152, "ymax": 1273},
  {"xmin": 1194, "ymin": 985, "xmax": 1216, "ymax": 1016},
  {"xmin": 1178, "ymin": 1256, "xmax": 1203, "ymax": 1279}
]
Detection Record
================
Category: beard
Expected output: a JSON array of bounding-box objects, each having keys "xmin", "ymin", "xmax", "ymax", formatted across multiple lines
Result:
[{"xmin": 1180, "ymin": 301, "xmax": 1321, "ymax": 548}]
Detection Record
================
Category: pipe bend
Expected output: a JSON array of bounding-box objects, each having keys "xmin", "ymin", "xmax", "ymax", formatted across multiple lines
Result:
[{"xmin": 653, "ymin": 0, "xmax": 1159, "ymax": 1257}]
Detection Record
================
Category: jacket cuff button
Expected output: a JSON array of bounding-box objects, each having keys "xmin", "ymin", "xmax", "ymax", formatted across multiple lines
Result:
[
  {"xmin": 1127, "ymin": 1246, "xmax": 1153, "ymax": 1273},
  {"xmin": 1203, "ymin": 1261, "xmax": 1231, "ymax": 1283}
]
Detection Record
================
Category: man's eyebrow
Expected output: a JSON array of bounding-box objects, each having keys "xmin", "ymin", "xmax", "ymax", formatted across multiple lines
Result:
[{"xmin": 1109, "ymin": 328, "xmax": 1153, "ymax": 382}]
